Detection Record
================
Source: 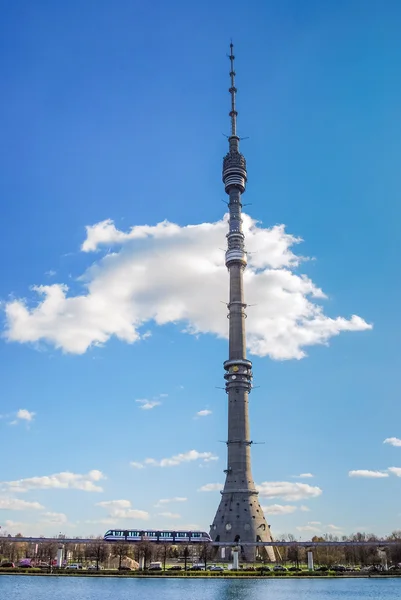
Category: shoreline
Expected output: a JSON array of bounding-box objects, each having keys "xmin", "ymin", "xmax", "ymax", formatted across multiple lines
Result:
[{"xmin": 1, "ymin": 571, "xmax": 400, "ymax": 579}]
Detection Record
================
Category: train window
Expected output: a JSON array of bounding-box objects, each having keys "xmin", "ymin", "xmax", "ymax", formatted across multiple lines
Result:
[{"xmin": 191, "ymin": 533, "xmax": 201, "ymax": 538}]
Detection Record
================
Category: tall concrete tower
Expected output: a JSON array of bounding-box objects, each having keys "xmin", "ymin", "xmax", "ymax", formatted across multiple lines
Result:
[{"xmin": 209, "ymin": 44, "xmax": 275, "ymax": 562}]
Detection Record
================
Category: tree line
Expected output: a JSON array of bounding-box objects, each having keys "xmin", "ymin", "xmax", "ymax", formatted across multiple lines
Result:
[
  {"xmin": 1, "ymin": 531, "xmax": 401, "ymax": 568},
  {"xmin": 0, "ymin": 535, "xmax": 214, "ymax": 569},
  {"xmin": 274, "ymin": 532, "xmax": 401, "ymax": 567}
]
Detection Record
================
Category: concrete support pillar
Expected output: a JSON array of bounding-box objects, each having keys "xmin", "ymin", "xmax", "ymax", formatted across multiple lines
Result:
[
  {"xmin": 139, "ymin": 555, "xmax": 145, "ymax": 570},
  {"xmin": 307, "ymin": 551, "xmax": 314, "ymax": 571},
  {"xmin": 220, "ymin": 547, "xmax": 226, "ymax": 560},
  {"xmin": 56, "ymin": 546, "xmax": 64, "ymax": 568},
  {"xmin": 232, "ymin": 547, "xmax": 239, "ymax": 570},
  {"xmin": 378, "ymin": 549, "xmax": 388, "ymax": 571}
]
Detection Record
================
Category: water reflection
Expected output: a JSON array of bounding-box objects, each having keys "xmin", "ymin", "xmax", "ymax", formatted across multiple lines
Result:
[{"xmin": 0, "ymin": 576, "xmax": 401, "ymax": 600}]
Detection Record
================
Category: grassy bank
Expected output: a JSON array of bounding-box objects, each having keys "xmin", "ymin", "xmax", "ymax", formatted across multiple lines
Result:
[{"xmin": 1, "ymin": 568, "xmax": 401, "ymax": 579}]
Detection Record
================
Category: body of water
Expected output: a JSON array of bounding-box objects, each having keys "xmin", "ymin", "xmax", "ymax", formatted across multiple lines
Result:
[{"xmin": 1, "ymin": 576, "xmax": 401, "ymax": 600}]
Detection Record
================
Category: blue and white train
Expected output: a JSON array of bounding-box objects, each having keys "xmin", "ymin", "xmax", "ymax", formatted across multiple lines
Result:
[{"xmin": 103, "ymin": 529, "xmax": 212, "ymax": 543}]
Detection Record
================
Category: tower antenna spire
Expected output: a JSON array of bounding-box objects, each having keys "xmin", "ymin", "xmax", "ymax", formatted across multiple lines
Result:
[{"xmin": 229, "ymin": 42, "xmax": 238, "ymax": 137}]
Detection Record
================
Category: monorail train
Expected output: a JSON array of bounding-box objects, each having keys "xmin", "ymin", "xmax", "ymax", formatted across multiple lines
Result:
[{"xmin": 103, "ymin": 529, "xmax": 212, "ymax": 543}]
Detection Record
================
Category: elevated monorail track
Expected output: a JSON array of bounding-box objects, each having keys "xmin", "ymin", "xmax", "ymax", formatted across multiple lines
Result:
[{"xmin": 2, "ymin": 537, "xmax": 401, "ymax": 548}]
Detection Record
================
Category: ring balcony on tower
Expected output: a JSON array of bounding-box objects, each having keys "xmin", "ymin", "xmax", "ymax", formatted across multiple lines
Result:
[
  {"xmin": 223, "ymin": 359, "xmax": 253, "ymax": 394},
  {"xmin": 225, "ymin": 248, "xmax": 247, "ymax": 267},
  {"xmin": 222, "ymin": 139, "xmax": 247, "ymax": 194}
]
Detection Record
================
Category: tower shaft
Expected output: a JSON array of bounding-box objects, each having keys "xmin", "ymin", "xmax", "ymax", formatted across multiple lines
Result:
[{"xmin": 210, "ymin": 44, "xmax": 274, "ymax": 562}]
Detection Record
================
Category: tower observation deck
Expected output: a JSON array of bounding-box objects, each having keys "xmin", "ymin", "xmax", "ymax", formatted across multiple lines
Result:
[{"xmin": 209, "ymin": 44, "xmax": 275, "ymax": 562}]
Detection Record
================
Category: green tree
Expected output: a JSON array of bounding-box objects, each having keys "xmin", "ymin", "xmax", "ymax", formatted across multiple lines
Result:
[
  {"xmin": 199, "ymin": 542, "xmax": 214, "ymax": 569},
  {"xmin": 137, "ymin": 541, "xmax": 154, "ymax": 569},
  {"xmin": 86, "ymin": 539, "xmax": 108, "ymax": 569},
  {"xmin": 111, "ymin": 542, "xmax": 132, "ymax": 569}
]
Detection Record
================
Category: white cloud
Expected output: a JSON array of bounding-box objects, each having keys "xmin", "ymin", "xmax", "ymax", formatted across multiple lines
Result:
[
  {"xmin": 384, "ymin": 438, "xmax": 401, "ymax": 447},
  {"xmin": 1, "ymin": 518, "xmax": 77, "ymax": 536},
  {"xmin": 45, "ymin": 270, "xmax": 56, "ymax": 277},
  {"xmin": 157, "ymin": 512, "xmax": 181, "ymax": 519},
  {"xmin": 2, "ymin": 470, "xmax": 105, "ymax": 493},
  {"xmin": 3, "ymin": 215, "xmax": 371, "ymax": 360},
  {"xmin": 300, "ymin": 505, "xmax": 311, "ymax": 512},
  {"xmin": 388, "ymin": 467, "xmax": 401, "ymax": 477},
  {"xmin": 296, "ymin": 521, "xmax": 322, "ymax": 533},
  {"xmin": 96, "ymin": 500, "xmax": 131, "ymax": 509},
  {"xmin": 111, "ymin": 508, "xmax": 149, "ymax": 520},
  {"xmin": 0, "ymin": 497, "xmax": 44, "ymax": 510},
  {"xmin": 133, "ymin": 450, "xmax": 218, "ymax": 469},
  {"xmin": 180, "ymin": 523, "xmax": 200, "ymax": 530},
  {"xmin": 349, "ymin": 467, "xmax": 401, "ymax": 478},
  {"xmin": 257, "ymin": 481, "xmax": 322, "ymax": 501},
  {"xmin": 135, "ymin": 399, "xmax": 161, "ymax": 410},
  {"xmin": 41, "ymin": 512, "xmax": 67, "ymax": 524},
  {"xmin": 349, "ymin": 470, "xmax": 389, "ymax": 478},
  {"xmin": 96, "ymin": 499, "xmax": 149, "ymax": 521},
  {"xmin": 196, "ymin": 410, "xmax": 212, "ymax": 417},
  {"xmin": 16, "ymin": 409, "xmax": 35, "ymax": 422},
  {"xmin": 261, "ymin": 504, "xmax": 298, "ymax": 515},
  {"xmin": 155, "ymin": 497, "xmax": 187, "ymax": 507},
  {"xmin": 296, "ymin": 524, "xmax": 321, "ymax": 533},
  {"xmin": 292, "ymin": 473, "xmax": 314, "ymax": 479},
  {"xmin": 130, "ymin": 462, "xmax": 145, "ymax": 469},
  {"xmin": 297, "ymin": 522, "xmax": 342, "ymax": 534},
  {"xmin": 85, "ymin": 518, "xmax": 116, "ymax": 525},
  {"xmin": 3, "ymin": 520, "xmax": 26, "ymax": 532},
  {"xmin": 198, "ymin": 483, "xmax": 224, "ymax": 492}
]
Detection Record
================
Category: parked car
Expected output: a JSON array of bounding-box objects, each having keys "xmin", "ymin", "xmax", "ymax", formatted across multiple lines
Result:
[
  {"xmin": 66, "ymin": 564, "xmax": 83, "ymax": 570},
  {"xmin": 273, "ymin": 565, "xmax": 287, "ymax": 572},
  {"xmin": 256, "ymin": 566, "xmax": 271, "ymax": 572},
  {"xmin": 287, "ymin": 566, "xmax": 301, "ymax": 572},
  {"xmin": 332, "ymin": 565, "xmax": 346, "ymax": 572},
  {"xmin": 168, "ymin": 565, "xmax": 182, "ymax": 571},
  {"xmin": 315, "ymin": 566, "xmax": 328, "ymax": 572},
  {"xmin": 209, "ymin": 566, "xmax": 224, "ymax": 571},
  {"xmin": 118, "ymin": 565, "xmax": 132, "ymax": 571},
  {"xmin": 0, "ymin": 562, "xmax": 15, "ymax": 568}
]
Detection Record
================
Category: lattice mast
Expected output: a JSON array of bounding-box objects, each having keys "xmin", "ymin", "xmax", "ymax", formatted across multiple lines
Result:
[{"xmin": 209, "ymin": 44, "xmax": 275, "ymax": 562}]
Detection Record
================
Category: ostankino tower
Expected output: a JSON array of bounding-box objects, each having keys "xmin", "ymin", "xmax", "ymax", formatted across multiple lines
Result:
[{"xmin": 209, "ymin": 44, "xmax": 275, "ymax": 562}]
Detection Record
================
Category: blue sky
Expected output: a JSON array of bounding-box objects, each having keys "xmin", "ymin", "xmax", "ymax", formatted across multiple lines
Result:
[{"xmin": 1, "ymin": 0, "xmax": 401, "ymax": 539}]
